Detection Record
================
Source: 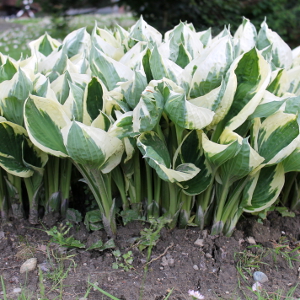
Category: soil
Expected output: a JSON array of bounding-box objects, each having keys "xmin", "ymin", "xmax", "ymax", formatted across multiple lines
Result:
[{"xmin": 1, "ymin": 212, "xmax": 300, "ymax": 300}]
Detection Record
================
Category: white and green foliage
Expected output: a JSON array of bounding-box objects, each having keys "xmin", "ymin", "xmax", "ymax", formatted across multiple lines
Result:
[{"xmin": 1, "ymin": 16, "xmax": 300, "ymax": 235}]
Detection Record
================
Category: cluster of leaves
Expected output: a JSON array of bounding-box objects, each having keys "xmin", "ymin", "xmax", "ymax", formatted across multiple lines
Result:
[
  {"xmin": 119, "ymin": 0, "xmax": 300, "ymax": 48},
  {"xmin": 0, "ymin": 16, "xmax": 300, "ymax": 239}
]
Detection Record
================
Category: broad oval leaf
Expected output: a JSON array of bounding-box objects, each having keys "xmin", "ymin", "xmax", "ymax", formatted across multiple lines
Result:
[
  {"xmin": 256, "ymin": 111, "xmax": 300, "ymax": 165},
  {"xmin": 62, "ymin": 121, "xmax": 124, "ymax": 172},
  {"xmin": 243, "ymin": 164, "xmax": 285, "ymax": 212},
  {"xmin": 137, "ymin": 131, "xmax": 200, "ymax": 183},
  {"xmin": 24, "ymin": 95, "xmax": 69, "ymax": 157}
]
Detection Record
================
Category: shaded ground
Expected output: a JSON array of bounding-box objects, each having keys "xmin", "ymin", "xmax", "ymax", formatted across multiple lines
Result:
[{"xmin": 1, "ymin": 212, "xmax": 300, "ymax": 300}]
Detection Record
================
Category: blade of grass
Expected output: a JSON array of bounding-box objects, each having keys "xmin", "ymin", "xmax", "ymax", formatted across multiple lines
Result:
[{"xmin": 88, "ymin": 282, "xmax": 120, "ymax": 300}]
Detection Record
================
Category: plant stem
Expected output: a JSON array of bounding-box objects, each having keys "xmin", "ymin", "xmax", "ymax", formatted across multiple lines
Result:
[
  {"xmin": 132, "ymin": 150, "xmax": 141, "ymax": 212},
  {"xmin": 178, "ymin": 192, "xmax": 193, "ymax": 228},
  {"xmin": 281, "ymin": 172, "xmax": 297, "ymax": 207},
  {"xmin": 145, "ymin": 162, "xmax": 153, "ymax": 218},
  {"xmin": 153, "ymin": 174, "xmax": 161, "ymax": 218},
  {"xmin": 0, "ymin": 168, "xmax": 8, "ymax": 222},
  {"xmin": 221, "ymin": 178, "xmax": 248, "ymax": 224},
  {"xmin": 74, "ymin": 162, "xmax": 116, "ymax": 237},
  {"xmin": 111, "ymin": 166, "xmax": 129, "ymax": 210},
  {"xmin": 215, "ymin": 180, "xmax": 230, "ymax": 222},
  {"xmin": 24, "ymin": 172, "xmax": 43, "ymax": 224},
  {"xmin": 5, "ymin": 173, "xmax": 23, "ymax": 219},
  {"xmin": 60, "ymin": 158, "xmax": 73, "ymax": 217},
  {"xmin": 168, "ymin": 182, "xmax": 180, "ymax": 228}
]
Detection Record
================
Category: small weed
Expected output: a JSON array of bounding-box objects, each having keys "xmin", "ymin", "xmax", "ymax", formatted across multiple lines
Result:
[
  {"xmin": 41, "ymin": 222, "xmax": 85, "ymax": 249},
  {"xmin": 112, "ymin": 249, "xmax": 134, "ymax": 271},
  {"xmin": 234, "ymin": 245, "xmax": 268, "ymax": 284},
  {"xmin": 136, "ymin": 216, "xmax": 172, "ymax": 259},
  {"xmin": 269, "ymin": 244, "xmax": 300, "ymax": 269},
  {"xmin": 44, "ymin": 248, "xmax": 77, "ymax": 298}
]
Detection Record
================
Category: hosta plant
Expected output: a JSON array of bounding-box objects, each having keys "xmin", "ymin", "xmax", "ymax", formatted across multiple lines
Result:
[{"xmin": 1, "ymin": 16, "xmax": 300, "ymax": 237}]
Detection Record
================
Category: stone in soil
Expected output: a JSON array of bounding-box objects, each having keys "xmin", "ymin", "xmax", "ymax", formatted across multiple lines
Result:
[
  {"xmin": 20, "ymin": 258, "xmax": 37, "ymax": 274},
  {"xmin": 253, "ymin": 271, "xmax": 269, "ymax": 283}
]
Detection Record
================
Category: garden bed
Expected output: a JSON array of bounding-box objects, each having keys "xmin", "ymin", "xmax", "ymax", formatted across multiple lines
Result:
[{"xmin": 1, "ymin": 212, "xmax": 300, "ymax": 300}]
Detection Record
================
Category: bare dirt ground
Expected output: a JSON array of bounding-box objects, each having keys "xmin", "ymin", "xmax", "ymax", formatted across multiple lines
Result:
[{"xmin": 1, "ymin": 212, "xmax": 300, "ymax": 300}]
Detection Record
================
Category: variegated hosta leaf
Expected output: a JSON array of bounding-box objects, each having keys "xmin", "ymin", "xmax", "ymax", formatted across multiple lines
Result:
[
  {"xmin": 109, "ymin": 111, "xmax": 135, "ymax": 139},
  {"xmin": 225, "ymin": 48, "xmax": 271, "ymax": 131},
  {"xmin": 292, "ymin": 45, "xmax": 300, "ymax": 67},
  {"xmin": 164, "ymin": 21, "xmax": 203, "ymax": 62},
  {"xmin": 129, "ymin": 16, "xmax": 162, "ymax": 46},
  {"xmin": 267, "ymin": 68, "xmax": 289, "ymax": 96},
  {"xmin": 91, "ymin": 25, "xmax": 124, "ymax": 61},
  {"xmin": 176, "ymin": 130, "xmax": 212, "ymax": 195},
  {"xmin": 132, "ymin": 83, "xmax": 164, "ymax": 132},
  {"xmin": 119, "ymin": 70, "xmax": 148, "ymax": 110},
  {"xmin": 29, "ymin": 32, "xmax": 61, "ymax": 57},
  {"xmin": 256, "ymin": 111, "xmax": 300, "ymax": 166},
  {"xmin": 62, "ymin": 121, "xmax": 124, "ymax": 173},
  {"xmin": 256, "ymin": 20, "xmax": 293, "ymax": 70},
  {"xmin": 91, "ymin": 111, "xmax": 111, "ymax": 131},
  {"xmin": 218, "ymin": 137, "xmax": 264, "ymax": 185},
  {"xmin": 24, "ymin": 95, "xmax": 69, "ymax": 157},
  {"xmin": 282, "ymin": 148, "xmax": 300, "ymax": 173},
  {"xmin": 62, "ymin": 81, "xmax": 84, "ymax": 122},
  {"xmin": 37, "ymin": 50, "xmax": 67, "ymax": 80},
  {"xmin": 249, "ymin": 91, "xmax": 285, "ymax": 119},
  {"xmin": 284, "ymin": 95, "xmax": 300, "ymax": 115},
  {"xmin": 164, "ymin": 86, "xmax": 214, "ymax": 130},
  {"xmin": 0, "ymin": 121, "xmax": 47, "ymax": 177},
  {"xmin": 0, "ymin": 68, "xmax": 33, "ymax": 125},
  {"xmin": 50, "ymin": 71, "xmax": 90, "ymax": 105},
  {"xmin": 233, "ymin": 17, "xmax": 257, "ymax": 56},
  {"xmin": 22, "ymin": 137, "xmax": 48, "ymax": 171},
  {"xmin": 62, "ymin": 27, "xmax": 90, "ymax": 59},
  {"xmin": 186, "ymin": 35, "xmax": 234, "ymax": 99},
  {"xmin": 0, "ymin": 57, "xmax": 17, "ymax": 83},
  {"xmin": 119, "ymin": 41, "xmax": 147, "ymax": 70},
  {"xmin": 242, "ymin": 164, "xmax": 285, "ymax": 213},
  {"xmin": 287, "ymin": 66, "xmax": 300, "ymax": 96},
  {"xmin": 189, "ymin": 63, "xmax": 237, "ymax": 128},
  {"xmin": 197, "ymin": 28, "xmax": 211, "ymax": 48},
  {"xmin": 32, "ymin": 74, "xmax": 57, "ymax": 100},
  {"xmin": 90, "ymin": 44, "xmax": 134, "ymax": 91},
  {"xmin": 137, "ymin": 131, "xmax": 200, "ymax": 183},
  {"xmin": 202, "ymin": 130, "xmax": 241, "ymax": 171},
  {"xmin": 149, "ymin": 45, "xmax": 183, "ymax": 84},
  {"xmin": 82, "ymin": 77, "xmax": 106, "ymax": 125}
]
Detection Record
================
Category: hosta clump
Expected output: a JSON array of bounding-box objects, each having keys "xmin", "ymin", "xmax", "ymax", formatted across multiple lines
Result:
[{"xmin": 1, "ymin": 16, "xmax": 300, "ymax": 237}]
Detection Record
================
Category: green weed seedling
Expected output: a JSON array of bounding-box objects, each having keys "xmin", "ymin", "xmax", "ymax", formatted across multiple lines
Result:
[
  {"xmin": 45, "ymin": 248, "xmax": 77, "ymax": 299},
  {"xmin": 234, "ymin": 245, "xmax": 269, "ymax": 285},
  {"xmin": 112, "ymin": 249, "xmax": 134, "ymax": 271},
  {"xmin": 42, "ymin": 222, "xmax": 85, "ymax": 249},
  {"xmin": 137, "ymin": 216, "xmax": 172, "ymax": 259}
]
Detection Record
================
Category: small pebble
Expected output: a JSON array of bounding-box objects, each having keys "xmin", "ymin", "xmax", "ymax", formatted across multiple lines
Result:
[
  {"xmin": 168, "ymin": 258, "xmax": 175, "ymax": 267},
  {"xmin": 253, "ymin": 271, "xmax": 268, "ymax": 283},
  {"xmin": 20, "ymin": 258, "xmax": 37, "ymax": 274},
  {"xmin": 205, "ymin": 253, "xmax": 212, "ymax": 259},
  {"xmin": 194, "ymin": 238, "xmax": 204, "ymax": 247},
  {"xmin": 246, "ymin": 236, "xmax": 256, "ymax": 244},
  {"xmin": 193, "ymin": 264, "xmax": 199, "ymax": 270},
  {"xmin": 13, "ymin": 288, "xmax": 22, "ymax": 293}
]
